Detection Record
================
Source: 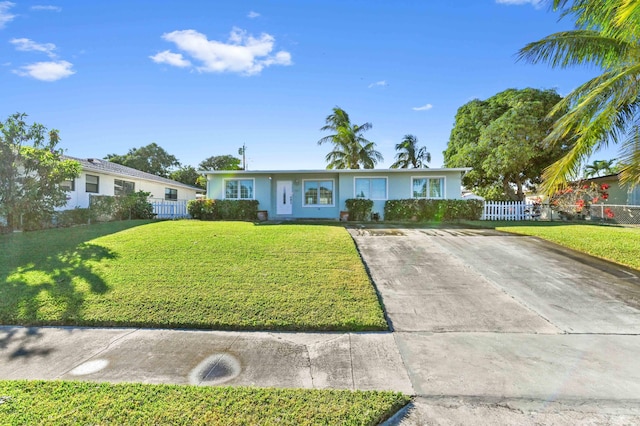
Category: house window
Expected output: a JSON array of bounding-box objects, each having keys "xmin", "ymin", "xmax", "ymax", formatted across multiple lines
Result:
[
  {"xmin": 86, "ymin": 174, "xmax": 99, "ymax": 193},
  {"xmin": 165, "ymin": 188, "xmax": 178, "ymax": 200},
  {"xmin": 114, "ymin": 179, "xmax": 135, "ymax": 196},
  {"xmin": 224, "ymin": 179, "xmax": 254, "ymax": 199},
  {"xmin": 61, "ymin": 179, "xmax": 75, "ymax": 191},
  {"xmin": 412, "ymin": 177, "xmax": 445, "ymax": 199},
  {"xmin": 355, "ymin": 178, "xmax": 387, "ymax": 200},
  {"xmin": 304, "ymin": 180, "xmax": 334, "ymax": 206}
]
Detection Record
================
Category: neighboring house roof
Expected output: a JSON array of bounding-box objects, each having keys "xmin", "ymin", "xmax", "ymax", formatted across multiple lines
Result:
[
  {"xmin": 200, "ymin": 168, "xmax": 472, "ymax": 175},
  {"xmin": 64, "ymin": 155, "xmax": 203, "ymax": 192}
]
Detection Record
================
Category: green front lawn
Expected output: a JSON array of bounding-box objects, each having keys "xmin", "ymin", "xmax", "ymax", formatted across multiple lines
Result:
[
  {"xmin": 475, "ymin": 222, "xmax": 640, "ymax": 271},
  {"xmin": 0, "ymin": 221, "xmax": 387, "ymax": 331},
  {"xmin": 0, "ymin": 380, "xmax": 409, "ymax": 425}
]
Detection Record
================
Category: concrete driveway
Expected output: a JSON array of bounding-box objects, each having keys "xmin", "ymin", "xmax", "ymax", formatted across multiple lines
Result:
[{"xmin": 349, "ymin": 226, "xmax": 640, "ymax": 424}]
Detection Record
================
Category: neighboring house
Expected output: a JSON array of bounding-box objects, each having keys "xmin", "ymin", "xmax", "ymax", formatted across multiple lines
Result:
[
  {"xmin": 61, "ymin": 156, "xmax": 203, "ymax": 209},
  {"xmin": 202, "ymin": 168, "xmax": 471, "ymax": 220},
  {"xmin": 584, "ymin": 173, "xmax": 640, "ymax": 205}
]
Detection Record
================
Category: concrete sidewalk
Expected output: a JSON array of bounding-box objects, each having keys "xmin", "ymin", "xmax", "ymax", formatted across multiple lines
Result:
[{"xmin": 0, "ymin": 326, "xmax": 413, "ymax": 393}]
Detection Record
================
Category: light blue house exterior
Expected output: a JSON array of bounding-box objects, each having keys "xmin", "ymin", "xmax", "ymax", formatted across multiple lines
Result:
[{"xmin": 203, "ymin": 168, "xmax": 471, "ymax": 220}]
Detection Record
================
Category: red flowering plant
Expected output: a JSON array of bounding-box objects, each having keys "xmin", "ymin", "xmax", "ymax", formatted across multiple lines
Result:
[{"xmin": 548, "ymin": 182, "xmax": 613, "ymax": 220}]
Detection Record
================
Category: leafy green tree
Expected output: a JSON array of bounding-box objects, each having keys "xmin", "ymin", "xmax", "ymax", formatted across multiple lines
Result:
[
  {"xmin": 199, "ymin": 155, "xmax": 242, "ymax": 171},
  {"xmin": 106, "ymin": 143, "xmax": 179, "ymax": 177},
  {"xmin": 317, "ymin": 107, "xmax": 383, "ymax": 169},
  {"xmin": 518, "ymin": 0, "xmax": 640, "ymax": 193},
  {"xmin": 390, "ymin": 134, "xmax": 431, "ymax": 169},
  {"xmin": 444, "ymin": 88, "xmax": 572, "ymax": 201},
  {"xmin": 0, "ymin": 113, "xmax": 80, "ymax": 230},
  {"xmin": 169, "ymin": 165, "xmax": 204, "ymax": 188}
]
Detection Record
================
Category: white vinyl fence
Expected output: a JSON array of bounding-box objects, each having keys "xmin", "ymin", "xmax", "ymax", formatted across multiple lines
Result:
[
  {"xmin": 150, "ymin": 199, "xmax": 190, "ymax": 219},
  {"xmin": 481, "ymin": 201, "xmax": 640, "ymax": 224},
  {"xmin": 482, "ymin": 201, "xmax": 539, "ymax": 221}
]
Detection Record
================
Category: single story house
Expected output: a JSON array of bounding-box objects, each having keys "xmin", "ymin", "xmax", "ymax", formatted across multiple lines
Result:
[
  {"xmin": 202, "ymin": 168, "xmax": 471, "ymax": 220},
  {"xmin": 584, "ymin": 173, "xmax": 640, "ymax": 205},
  {"xmin": 61, "ymin": 156, "xmax": 203, "ymax": 210}
]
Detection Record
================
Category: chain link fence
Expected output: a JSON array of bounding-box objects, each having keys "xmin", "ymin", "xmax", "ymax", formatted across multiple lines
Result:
[{"xmin": 540, "ymin": 204, "xmax": 640, "ymax": 225}]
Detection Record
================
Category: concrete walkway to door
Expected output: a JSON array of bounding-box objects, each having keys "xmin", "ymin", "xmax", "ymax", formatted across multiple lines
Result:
[{"xmin": 349, "ymin": 226, "xmax": 640, "ymax": 424}]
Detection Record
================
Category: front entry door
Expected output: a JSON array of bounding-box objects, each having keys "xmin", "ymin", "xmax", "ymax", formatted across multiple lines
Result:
[{"xmin": 276, "ymin": 180, "xmax": 293, "ymax": 215}]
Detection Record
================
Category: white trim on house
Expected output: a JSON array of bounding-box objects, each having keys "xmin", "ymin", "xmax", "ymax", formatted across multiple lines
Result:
[
  {"xmin": 222, "ymin": 178, "xmax": 256, "ymax": 200},
  {"xmin": 353, "ymin": 176, "xmax": 388, "ymax": 200},
  {"xmin": 301, "ymin": 178, "xmax": 336, "ymax": 208},
  {"xmin": 411, "ymin": 175, "xmax": 446, "ymax": 199}
]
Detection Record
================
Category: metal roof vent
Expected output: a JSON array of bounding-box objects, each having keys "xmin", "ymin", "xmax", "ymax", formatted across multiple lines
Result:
[{"xmin": 87, "ymin": 158, "xmax": 101, "ymax": 164}]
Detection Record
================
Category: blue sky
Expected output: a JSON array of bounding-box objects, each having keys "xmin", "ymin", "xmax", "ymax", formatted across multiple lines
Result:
[{"xmin": 1, "ymin": 0, "xmax": 615, "ymax": 170}]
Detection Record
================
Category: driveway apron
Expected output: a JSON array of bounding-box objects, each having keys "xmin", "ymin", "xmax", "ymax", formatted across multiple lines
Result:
[{"xmin": 349, "ymin": 226, "xmax": 640, "ymax": 423}]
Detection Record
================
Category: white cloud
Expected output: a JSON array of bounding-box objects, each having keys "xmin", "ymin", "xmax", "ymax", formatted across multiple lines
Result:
[
  {"xmin": 247, "ymin": 11, "xmax": 260, "ymax": 19},
  {"xmin": 14, "ymin": 60, "xmax": 75, "ymax": 81},
  {"xmin": 0, "ymin": 1, "xmax": 16, "ymax": 28},
  {"xmin": 368, "ymin": 80, "xmax": 387, "ymax": 88},
  {"xmin": 10, "ymin": 38, "xmax": 57, "ymax": 57},
  {"xmin": 495, "ymin": 0, "xmax": 544, "ymax": 7},
  {"xmin": 31, "ymin": 5, "xmax": 62, "ymax": 12},
  {"xmin": 412, "ymin": 103, "xmax": 433, "ymax": 111},
  {"xmin": 155, "ymin": 27, "xmax": 292, "ymax": 76},
  {"xmin": 149, "ymin": 50, "xmax": 191, "ymax": 67}
]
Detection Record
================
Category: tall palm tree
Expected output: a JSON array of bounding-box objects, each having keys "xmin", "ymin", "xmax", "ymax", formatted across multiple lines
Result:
[
  {"xmin": 390, "ymin": 134, "xmax": 431, "ymax": 168},
  {"xmin": 317, "ymin": 107, "xmax": 383, "ymax": 169},
  {"xmin": 518, "ymin": 0, "xmax": 640, "ymax": 193}
]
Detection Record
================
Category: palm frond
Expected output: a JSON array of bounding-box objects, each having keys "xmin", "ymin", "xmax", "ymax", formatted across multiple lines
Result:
[
  {"xmin": 617, "ymin": 124, "xmax": 640, "ymax": 186},
  {"xmin": 518, "ymin": 30, "xmax": 634, "ymax": 69}
]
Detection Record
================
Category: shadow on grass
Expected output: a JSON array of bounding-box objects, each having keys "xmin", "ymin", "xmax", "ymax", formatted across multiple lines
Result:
[{"xmin": 0, "ymin": 220, "xmax": 151, "ymax": 328}]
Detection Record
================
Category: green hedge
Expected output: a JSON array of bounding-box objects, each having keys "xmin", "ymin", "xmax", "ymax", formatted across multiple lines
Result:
[
  {"xmin": 54, "ymin": 207, "xmax": 94, "ymax": 227},
  {"xmin": 90, "ymin": 191, "xmax": 154, "ymax": 221},
  {"xmin": 188, "ymin": 199, "xmax": 259, "ymax": 221},
  {"xmin": 384, "ymin": 199, "xmax": 483, "ymax": 221},
  {"xmin": 345, "ymin": 198, "xmax": 374, "ymax": 221}
]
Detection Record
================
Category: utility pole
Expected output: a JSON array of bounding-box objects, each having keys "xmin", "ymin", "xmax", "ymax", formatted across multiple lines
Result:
[{"xmin": 238, "ymin": 144, "xmax": 246, "ymax": 170}]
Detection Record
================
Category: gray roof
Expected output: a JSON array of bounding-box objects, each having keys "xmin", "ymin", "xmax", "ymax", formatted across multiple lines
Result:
[
  {"xmin": 199, "ymin": 167, "xmax": 471, "ymax": 175},
  {"xmin": 64, "ymin": 155, "xmax": 203, "ymax": 191}
]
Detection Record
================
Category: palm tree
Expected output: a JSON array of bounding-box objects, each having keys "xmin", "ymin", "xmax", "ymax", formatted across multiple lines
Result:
[
  {"xmin": 518, "ymin": 0, "xmax": 640, "ymax": 193},
  {"xmin": 390, "ymin": 134, "xmax": 431, "ymax": 168},
  {"xmin": 317, "ymin": 107, "xmax": 383, "ymax": 169},
  {"xmin": 584, "ymin": 158, "xmax": 618, "ymax": 177}
]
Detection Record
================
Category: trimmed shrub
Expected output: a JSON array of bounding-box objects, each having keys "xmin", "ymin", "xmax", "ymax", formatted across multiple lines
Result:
[
  {"xmin": 89, "ymin": 191, "xmax": 154, "ymax": 221},
  {"xmin": 384, "ymin": 199, "xmax": 483, "ymax": 221},
  {"xmin": 345, "ymin": 198, "xmax": 374, "ymax": 221},
  {"xmin": 187, "ymin": 199, "xmax": 259, "ymax": 221},
  {"xmin": 55, "ymin": 207, "xmax": 94, "ymax": 227}
]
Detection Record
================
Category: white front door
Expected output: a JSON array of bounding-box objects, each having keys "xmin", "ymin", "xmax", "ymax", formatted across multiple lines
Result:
[{"xmin": 276, "ymin": 180, "xmax": 293, "ymax": 215}]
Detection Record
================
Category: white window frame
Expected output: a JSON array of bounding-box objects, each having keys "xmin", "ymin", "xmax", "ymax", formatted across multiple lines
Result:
[
  {"xmin": 85, "ymin": 174, "xmax": 99, "ymax": 193},
  {"xmin": 302, "ymin": 179, "xmax": 335, "ymax": 207},
  {"xmin": 115, "ymin": 179, "xmax": 135, "ymax": 196},
  {"xmin": 353, "ymin": 177, "xmax": 388, "ymax": 200},
  {"xmin": 411, "ymin": 176, "xmax": 446, "ymax": 199},
  {"xmin": 165, "ymin": 187, "xmax": 178, "ymax": 201},
  {"xmin": 223, "ymin": 178, "xmax": 255, "ymax": 200},
  {"xmin": 61, "ymin": 179, "xmax": 75, "ymax": 191}
]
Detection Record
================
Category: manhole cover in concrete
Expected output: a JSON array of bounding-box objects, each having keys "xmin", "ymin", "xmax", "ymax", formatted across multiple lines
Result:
[
  {"xmin": 189, "ymin": 353, "xmax": 241, "ymax": 385},
  {"xmin": 69, "ymin": 359, "xmax": 109, "ymax": 376}
]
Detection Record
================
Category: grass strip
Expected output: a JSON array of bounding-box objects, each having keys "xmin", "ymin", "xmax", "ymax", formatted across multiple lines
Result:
[
  {"xmin": 0, "ymin": 221, "xmax": 387, "ymax": 331},
  {"xmin": 0, "ymin": 380, "xmax": 409, "ymax": 425}
]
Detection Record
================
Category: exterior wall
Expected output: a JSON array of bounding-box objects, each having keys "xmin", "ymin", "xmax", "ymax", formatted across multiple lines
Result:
[
  {"xmin": 205, "ymin": 169, "xmax": 466, "ymax": 220},
  {"xmin": 588, "ymin": 175, "xmax": 637, "ymax": 205},
  {"xmin": 62, "ymin": 171, "xmax": 198, "ymax": 210}
]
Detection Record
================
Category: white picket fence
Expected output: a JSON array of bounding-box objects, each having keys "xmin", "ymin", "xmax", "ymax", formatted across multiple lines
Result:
[
  {"xmin": 150, "ymin": 199, "xmax": 190, "ymax": 219},
  {"xmin": 482, "ymin": 201, "xmax": 538, "ymax": 221}
]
